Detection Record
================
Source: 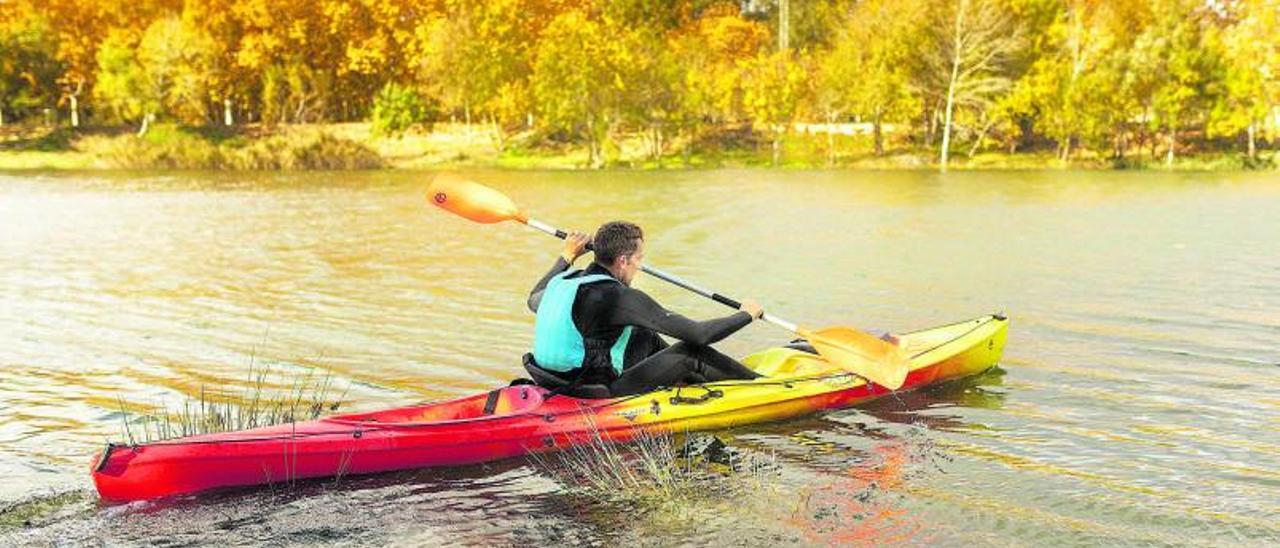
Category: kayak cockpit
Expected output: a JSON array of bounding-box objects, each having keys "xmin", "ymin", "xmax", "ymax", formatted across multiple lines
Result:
[{"xmin": 327, "ymin": 385, "xmax": 550, "ymax": 425}]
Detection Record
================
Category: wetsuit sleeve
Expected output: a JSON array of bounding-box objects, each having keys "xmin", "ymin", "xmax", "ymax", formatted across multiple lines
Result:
[
  {"xmin": 607, "ymin": 287, "xmax": 752, "ymax": 346},
  {"xmin": 527, "ymin": 257, "xmax": 570, "ymax": 313}
]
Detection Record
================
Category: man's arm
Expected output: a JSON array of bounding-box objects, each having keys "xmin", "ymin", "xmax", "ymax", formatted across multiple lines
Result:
[
  {"xmin": 527, "ymin": 231, "xmax": 592, "ymax": 313},
  {"xmin": 608, "ymin": 287, "xmax": 753, "ymax": 346},
  {"xmin": 527, "ymin": 257, "xmax": 570, "ymax": 313}
]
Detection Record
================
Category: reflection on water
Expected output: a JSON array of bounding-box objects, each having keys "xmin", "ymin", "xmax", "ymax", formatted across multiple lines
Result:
[{"xmin": 2, "ymin": 169, "xmax": 1279, "ymax": 545}]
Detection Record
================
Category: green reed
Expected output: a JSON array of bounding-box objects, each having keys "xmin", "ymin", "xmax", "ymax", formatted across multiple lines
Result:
[
  {"xmin": 114, "ymin": 363, "xmax": 348, "ymax": 445},
  {"xmin": 530, "ymin": 414, "xmax": 777, "ymax": 510}
]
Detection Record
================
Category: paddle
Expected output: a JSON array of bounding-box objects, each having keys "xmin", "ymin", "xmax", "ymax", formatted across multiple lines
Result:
[{"xmin": 424, "ymin": 173, "xmax": 910, "ymax": 389}]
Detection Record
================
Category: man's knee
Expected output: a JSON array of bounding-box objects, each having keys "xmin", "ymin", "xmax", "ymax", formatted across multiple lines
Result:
[
  {"xmin": 668, "ymin": 341, "xmax": 712, "ymax": 355},
  {"xmin": 667, "ymin": 341, "xmax": 692, "ymax": 352}
]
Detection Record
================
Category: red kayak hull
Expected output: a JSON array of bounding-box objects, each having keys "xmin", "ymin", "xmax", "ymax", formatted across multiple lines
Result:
[{"xmin": 92, "ymin": 315, "xmax": 1009, "ymax": 501}]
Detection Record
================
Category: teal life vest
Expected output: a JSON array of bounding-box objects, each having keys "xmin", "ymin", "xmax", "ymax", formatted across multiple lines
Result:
[{"xmin": 532, "ymin": 270, "xmax": 633, "ymax": 375}]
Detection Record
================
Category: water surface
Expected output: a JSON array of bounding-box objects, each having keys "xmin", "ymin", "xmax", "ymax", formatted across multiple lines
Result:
[{"xmin": 1, "ymin": 169, "xmax": 1277, "ymax": 545}]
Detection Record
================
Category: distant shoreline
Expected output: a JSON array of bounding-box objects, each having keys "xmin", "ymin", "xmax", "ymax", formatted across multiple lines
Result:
[{"xmin": 1, "ymin": 123, "xmax": 1274, "ymax": 172}]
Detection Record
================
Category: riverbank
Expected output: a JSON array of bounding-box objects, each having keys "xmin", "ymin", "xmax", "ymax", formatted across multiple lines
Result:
[{"xmin": 0, "ymin": 122, "xmax": 1274, "ymax": 171}]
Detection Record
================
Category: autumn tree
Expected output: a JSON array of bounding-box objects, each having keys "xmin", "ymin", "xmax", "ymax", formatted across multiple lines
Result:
[
  {"xmin": 741, "ymin": 50, "xmax": 810, "ymax": 165},
  {"xmin": 42, "ymin": 0, "xmax": 179, "ymax": 127},
  {"xmin": 420, "ymin": 0, "xmax": 539, "ymax": 150},
  {"xmin": 180, "ymin": 0, "xmax": 244, "ymax": 125},
  {"xmin": 923, "ymin": 0, "xmax": 1023, "ymax": 170},
  {"xmin": 532, "ymin": 9, "xmax": 633, "ymax": 168},
  {"xmin": 1002, "ymin": 0, "xmax": 1110, "ymax": 160},
  {"xmin": 1129, "ymin": 0, "xmax": 1225, "ymax": 167},
  {"xmin": 136, "ymin": 16, "xmax": 216, "ymax": 129},
  {"xmin": 819, "ymin": 0, "xmax": 924, "ymax": 157},
  {"xmin": 93, "ymin": 30, "xmax": 148, "ymax": 130},
  {"xmin": 0, "ymin": 3, "xmax": 62, "ymax": 125},
  {"xmin": 669, "ymin": 5, "xmax": 770, "ymax": 161},
  {"xmin": 1211, "ymin": 0, "xmax": 1279, "ymax": 160}
]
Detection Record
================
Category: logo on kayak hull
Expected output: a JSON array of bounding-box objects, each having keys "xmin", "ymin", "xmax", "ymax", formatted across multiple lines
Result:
[{"xmin": 433, "ymin": 192, "xmax": 447, "ymax": 204}]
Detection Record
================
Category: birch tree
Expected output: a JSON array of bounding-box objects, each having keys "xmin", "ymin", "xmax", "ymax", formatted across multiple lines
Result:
[{"xmin": 925, "ymin": 0, "xmax": 1022, "ymax": 170}]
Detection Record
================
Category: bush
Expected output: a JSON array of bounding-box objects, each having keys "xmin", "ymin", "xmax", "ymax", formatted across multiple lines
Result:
[
  {"xmin": 83, "ymin": 125, "xmax": 224, "ymax": 169},
  {"xmin": 83, "ymin": 124, "xmax": 384, "ymax": 170},
  {"xmin": 370, "ymin": 82, "xmax": 433, "ymax": 137},
  {"xmin": 230, "ymin": 131, "xmax": 384, "ymax": 169}
]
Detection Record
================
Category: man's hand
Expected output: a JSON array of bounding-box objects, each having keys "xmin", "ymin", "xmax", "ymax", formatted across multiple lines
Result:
[
  {"xmin": 561, "ymin": 231, "xmax": 590, "ymax": 263},
  {"xmin": 738, "ymin": 299, "xmax": 764, "ymax": 320}
]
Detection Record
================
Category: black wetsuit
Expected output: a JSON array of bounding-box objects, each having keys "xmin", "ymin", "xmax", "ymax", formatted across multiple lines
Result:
[{"xmin": 527, "ymin": 258, "xmax": 761, "ymax": 396}]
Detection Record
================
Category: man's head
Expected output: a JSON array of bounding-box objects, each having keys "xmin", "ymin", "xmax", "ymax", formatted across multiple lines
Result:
[{"xmin": 593, "ymin": 221, "xmax": 644, "ymax": 285}]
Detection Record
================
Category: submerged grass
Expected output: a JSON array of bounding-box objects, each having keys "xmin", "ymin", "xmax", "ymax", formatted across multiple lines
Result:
[
  {"xmin": 0, "ymin": 490, "xmax": 90, "ymax": 534},
  {"xmin": 114, "ymin": 362, "xmax": 349, "ymax": 445},
  {"xmin": 530, "ymin": 415, "xmax": 778, "ymax": 517}
]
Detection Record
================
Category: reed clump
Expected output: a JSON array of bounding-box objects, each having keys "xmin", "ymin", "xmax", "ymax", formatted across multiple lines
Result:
[
  {"xmin": 531, "ymin": 416, "xmax": 778, "ymax": 513},
  {"xmin": 115, "ymin": 364, "xmax": 348, "ymax": 445}
]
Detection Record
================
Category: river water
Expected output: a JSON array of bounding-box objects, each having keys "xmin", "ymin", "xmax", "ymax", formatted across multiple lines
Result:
[{"xmin": 1, "ymin": 169, "xmax": 1277, "ymax": 546}]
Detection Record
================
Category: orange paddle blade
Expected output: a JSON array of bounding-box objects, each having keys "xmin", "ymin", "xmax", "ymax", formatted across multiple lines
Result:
[
  {"xmin": 426, "ymin": 173, "xmax": 526, "ymax": 224},
  {"xmin": 799, "ymin": 326, "xmax": 910, "ymax": 389}
]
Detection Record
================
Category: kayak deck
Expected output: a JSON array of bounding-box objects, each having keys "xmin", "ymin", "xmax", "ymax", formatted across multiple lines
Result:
[{"xmin": 92, "ymin": 314, "xmax": 1008, "ymax": 501}]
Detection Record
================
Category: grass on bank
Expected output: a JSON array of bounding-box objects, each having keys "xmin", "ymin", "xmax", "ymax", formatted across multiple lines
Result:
[
  {"xmin": 2, "ymin": 121, "xmax": 1277, "ymax": 171},
  {"xmin": 114, "ymin": 363, "xmax": 348, "ymax": 445},
  {"xmin": 81, "ymin": 125, "xmax": 384, "ymax": 170}
]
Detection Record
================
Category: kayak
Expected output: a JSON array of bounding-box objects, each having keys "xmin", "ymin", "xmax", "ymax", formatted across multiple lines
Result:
[{"xmin": 92, "ymin": 314, "xmax": 1008, "ymax": 502}]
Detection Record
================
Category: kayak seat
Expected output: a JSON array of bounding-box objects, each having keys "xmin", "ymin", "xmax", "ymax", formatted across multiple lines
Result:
[{"xmin": 521, "ymin": 354, "xmax": 612, "ymax": 399}]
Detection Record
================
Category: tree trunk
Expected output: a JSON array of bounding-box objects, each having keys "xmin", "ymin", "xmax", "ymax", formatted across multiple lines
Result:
[
  {"xmin": 655, "ymin": 126, "xmax": 664, "ymax": 167},
  {"xmin": 968, "ymin": 116, "xmax": 992, "ymax": 159},
  {"xmin": 294, "ymin": 94, "xmax": 309, "ymax": 123},
  {"xmin": 772, "ymin": 128, "xmax": 782, "ymax": 166},
  {"xmin": 490, "ymin": 115, "xmax": 505, "ymax": 152},
  {"xmin": 586, "ymin": 117, "xmax": 603, "ymax": 169},
  {"xmin": 0, "ymin": 106, "xmax": 5, "ymax": 127},
  {"xmin": 826, "ymin": 112, "xmax": 837, "ymax": 166},
  {"xmin": 69, "ymin": 93, "xmax": 80, "ymax": 128},
  {"xmin": 940, "ymin": 70, "xmax": 959, "ymax": 171},
  {"xmin": 778, "ymin": 0, "xmax": 790, "ymax": 51},
  {"xmin": 682, "ymin": 125, "xmax": 694, "ymax": 167},
  {"xmin": 939, "ymin": 0, "xmax": 969, "ymax": 172},
  {"xmin": 588, "ymin": 139, "xmax": 600, "ymax": 169},
  {"xmin": 925, "ymin": 107, "xmax": 937, "ymax": 147},
  {"xmin": 1165, "ymin": 126, "xmax": 1176, "ymax": 168},
  {"xmin": 138, "ymin": 112, "xmax": 154, "ymax": 136},
  {"xmin": 873, "ymin": 111, "xmax": 885, "ymax": 157},
  {"xmin": 224, "ymin": 98, "xmax": 234, "ymax": 126},
  {"xmin": 1247, "ymin": 121, "xmax": 1257, "ymax": 159}
]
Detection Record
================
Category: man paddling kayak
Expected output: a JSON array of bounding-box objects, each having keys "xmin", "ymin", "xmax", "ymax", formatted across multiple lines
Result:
[{"xmin": 526, "ymin": 221, "xmax": 764, "ymax": 396}]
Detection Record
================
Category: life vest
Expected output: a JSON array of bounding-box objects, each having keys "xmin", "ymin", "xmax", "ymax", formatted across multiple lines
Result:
[{"xmin": 532, "ymin": 270, "xmax": 633, "ymax": 375}]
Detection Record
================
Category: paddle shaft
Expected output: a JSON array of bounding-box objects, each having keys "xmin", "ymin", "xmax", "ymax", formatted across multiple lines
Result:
[{"xmin": 525, "ymin": 218, "xmax": 800, "ymax": 333}]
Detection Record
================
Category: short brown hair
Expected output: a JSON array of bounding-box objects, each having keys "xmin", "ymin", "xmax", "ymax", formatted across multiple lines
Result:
[{"xmin": 593, "ymin": 221, "xmax": 643, "ymax": 265}]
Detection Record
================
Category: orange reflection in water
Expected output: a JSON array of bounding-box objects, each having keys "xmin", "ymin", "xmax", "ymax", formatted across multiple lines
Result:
[{"xmin": 786, "ymin": 440, "xmax": 930, "ymax": 546}]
